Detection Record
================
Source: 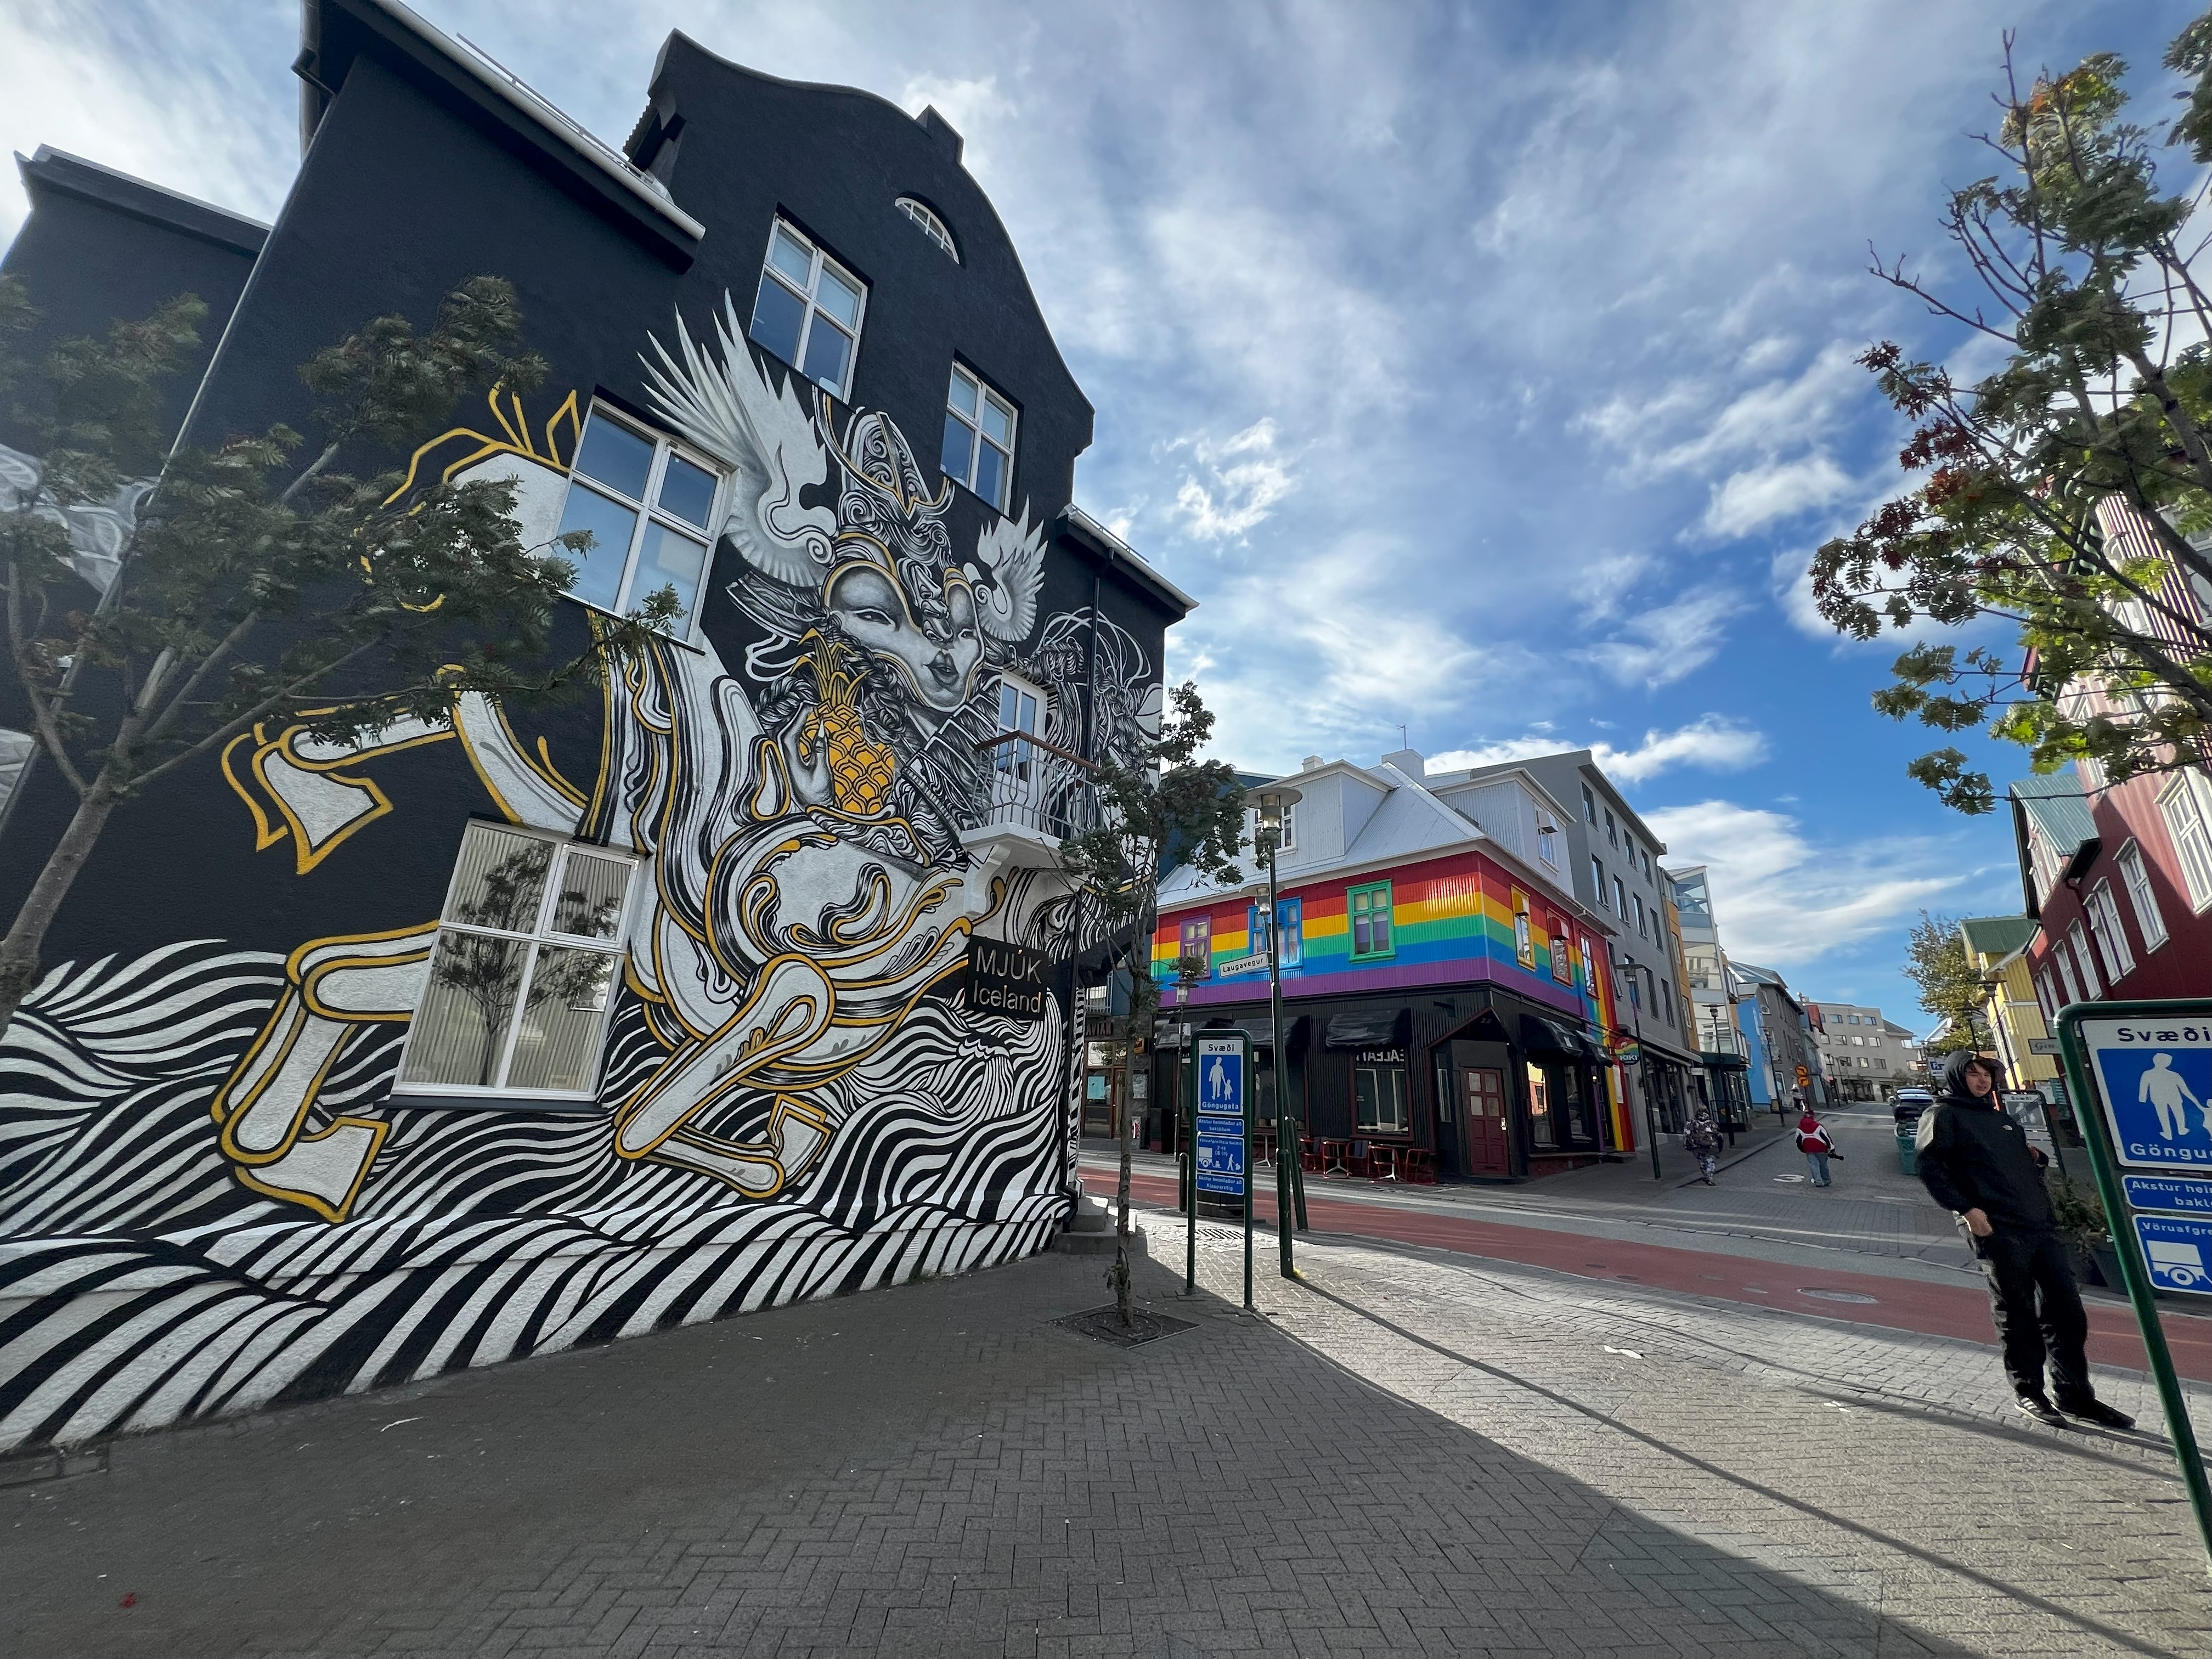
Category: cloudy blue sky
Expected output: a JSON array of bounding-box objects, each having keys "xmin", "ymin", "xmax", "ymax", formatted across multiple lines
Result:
[{"xmin": 2, "ymin": 0, "xmax": 2190, "ymax": 1033}]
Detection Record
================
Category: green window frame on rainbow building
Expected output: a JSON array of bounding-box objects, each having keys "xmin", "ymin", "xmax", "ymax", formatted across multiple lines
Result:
[{"xmin": 1347, "ymin": 880, "xmax": 1395, "ymax": 962}]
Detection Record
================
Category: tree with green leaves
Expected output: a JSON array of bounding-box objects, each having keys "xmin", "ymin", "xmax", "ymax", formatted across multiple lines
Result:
[
  {"xmin": 1054, "ymin": 680, "xmax": 1245, "ymax": 1327},
  {"xmin": 1813, "ymin": 19, "xmax": 2212, "ymax": 812},
  {"xmin": 0, "ymin": 273, "xmax": 673, "ymax": 1030},
  {"xmin": 1903, "ymin": 910, "xmax": 1989, "ymax": 1052}
]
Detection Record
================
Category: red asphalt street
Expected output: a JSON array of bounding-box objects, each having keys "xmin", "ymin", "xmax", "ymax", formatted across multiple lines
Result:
[{"xmin": 1088, "ymin": 1161, "xmax": 2212, "ymax": 1383}]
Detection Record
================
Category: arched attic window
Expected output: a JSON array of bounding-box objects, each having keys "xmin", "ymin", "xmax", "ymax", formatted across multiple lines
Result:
[{"xmin": 896, "ymin": 196, "xmax": 960, "ymax": 262}]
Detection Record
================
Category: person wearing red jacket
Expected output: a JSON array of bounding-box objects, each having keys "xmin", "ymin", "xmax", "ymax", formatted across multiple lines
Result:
[{"xmin": 1796, "ymin": 1110, "xmax": 1839, "ymax": 1187}]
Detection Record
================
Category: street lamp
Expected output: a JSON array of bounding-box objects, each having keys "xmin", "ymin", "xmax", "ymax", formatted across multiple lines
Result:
[
  {"xmin": 1614, "ymin": 953, "xmax": 1661, "ymax": 1182},
  {"xmin": 1257, "ymin": 785, "xmax": 1302, "ymax": 1279}
]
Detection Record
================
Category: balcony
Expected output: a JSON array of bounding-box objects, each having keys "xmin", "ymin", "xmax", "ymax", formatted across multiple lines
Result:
[{"xmin": 958, "ymin": 730, "xmax": 1100, "ymax": 869}]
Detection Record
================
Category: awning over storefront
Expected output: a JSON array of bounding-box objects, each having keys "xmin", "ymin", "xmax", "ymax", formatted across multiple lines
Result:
[
  {"xmin": 1521, "ymin": 1013, "xmax": 1604, "ymax": 1065},
  {"xmin": 1200, "ymin": 1014, "xmax": 1309, "ymax": 1054},
  {"xmin": 1323, "ymin": 1007, "xmax": 1407, "ymax": 1050}
]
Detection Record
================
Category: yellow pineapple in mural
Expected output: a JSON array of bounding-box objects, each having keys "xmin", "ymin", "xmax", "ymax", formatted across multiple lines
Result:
[{"xmin": 802, "ymin": 633, "xmax": 897, "ymax": 816}]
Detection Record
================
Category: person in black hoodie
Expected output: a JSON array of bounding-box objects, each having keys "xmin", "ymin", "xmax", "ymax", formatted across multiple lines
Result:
[{"xmin": 1916, "ymin": 1050, "xmax": 2134, "ymax": 1429}]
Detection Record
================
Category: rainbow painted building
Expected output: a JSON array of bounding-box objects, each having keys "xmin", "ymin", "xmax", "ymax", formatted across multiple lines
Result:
[{"xmin": 1148, "ymin": 751, "xmax": 1627, "ymax": 1181}]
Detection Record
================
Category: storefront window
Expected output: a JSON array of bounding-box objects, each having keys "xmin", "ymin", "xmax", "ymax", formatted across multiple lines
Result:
[
  {"xmin": 1527, "ymin": 1062, "xmax": 1556, "ymax": 1148},
  {"xmin": 1353, "ymin": 1048, "xmax": 1408, "ymax": 1133}
]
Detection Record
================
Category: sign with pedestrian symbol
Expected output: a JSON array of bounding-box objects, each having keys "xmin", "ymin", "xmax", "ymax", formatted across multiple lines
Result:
[
  {"xmin": 2075, "ymin": 1016, "xmax": 2212, "ymax": 1171},
  {"xmin": 2134, "ymin": 1215, "xmax": 2212, "ymax": 1295},
  {"xmin": 2059, "ymin": 999, "xmax": 2212, "ymax": 1572},
  {"xmin": 1193, "ymin": 1034, "xmax": 1247, "ymax": 1197}
]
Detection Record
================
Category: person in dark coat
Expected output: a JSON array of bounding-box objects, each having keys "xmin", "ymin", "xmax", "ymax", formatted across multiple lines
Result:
[{"xmin": 1916, "ymin": 1051, "xmax": 2134, "ymax": 1429}]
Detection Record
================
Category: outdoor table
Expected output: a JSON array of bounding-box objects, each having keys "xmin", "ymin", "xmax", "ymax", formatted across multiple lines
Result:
[
  {"xmin": 1369, "ymin": 1143, "xmax": 1402, "ymax": 1182},
  {"xmin": 1319, "ymin": 1139, "xmax": 1352, "ymax": 1177}
]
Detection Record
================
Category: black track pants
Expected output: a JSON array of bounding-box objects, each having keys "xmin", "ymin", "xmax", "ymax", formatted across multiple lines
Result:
[{"xmin": 1976, "ymin": 1226, "xmax": 2092, "ymax": 1406}]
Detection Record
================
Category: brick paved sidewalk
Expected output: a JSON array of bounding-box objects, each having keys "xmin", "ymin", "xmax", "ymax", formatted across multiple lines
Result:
[{"xmin": 7, "ymin": 1212, "xmax": 2209, "ymax": 1657}]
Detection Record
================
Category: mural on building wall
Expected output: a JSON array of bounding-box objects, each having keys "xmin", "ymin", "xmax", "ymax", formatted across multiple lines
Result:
[{"xmin": 0, "ymin": 297, "xmax": 1152, "ymax": 1453}]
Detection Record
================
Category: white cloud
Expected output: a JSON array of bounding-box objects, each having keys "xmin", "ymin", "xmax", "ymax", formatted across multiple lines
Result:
[
  {"xmin": 0, "ymin": 1, "xmax": 295, "ymax": 245},
  {"xmin": 1643, "ymin": 799, "xmax": 1965, "ymax": 967},
  {"xmin": 1427, "ymin": 714, "xmax": 1766, "ymax": 784},
  {"xmin": 1596, "ymin": 716, "xmax": 1768, "ymax": 781},
  {"xmin": 1701, "ymin": 453, "xmax": 1854, "ymax": 539},
  {"xmin": 1577, "ymin": 587, "xmax": 1748, "ymax": 687},
  {"xmin": 1169, "ymin": 417, "xmax": 1297, "ymax": 541}
]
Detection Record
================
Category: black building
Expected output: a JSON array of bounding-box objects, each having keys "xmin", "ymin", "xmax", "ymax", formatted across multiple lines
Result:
[{"xmin": 0, "ymin": 0, "xmax": 1184, "ymax": 1454}]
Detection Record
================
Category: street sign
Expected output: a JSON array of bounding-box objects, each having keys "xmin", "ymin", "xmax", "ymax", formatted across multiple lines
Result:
[
  {"xmin": 2124, "ymin": 1174, "xmax": 2212, "ymax": 1217},
  {"xmin": 2075, "ymin": 1015, "xmax": 2212, "ymax": 1170},
  {"xmin": 2058, "ymin": 997, "xmax": 2212, "ymax": 1572},
  {"xmin": 2134, "ymin": 1214, "xmax": 2212, "ymax": 1294},
  {"xmin": 1194, "ymin": 1120, "xmax": 1246, "ymax": 1193},
  {"xmin": 1196, "ymin": 1036, "xmax": 1246, "ymax": 1116},
  {"xmin": 2029, "ymin": 1036, "xmax": 2063, "ymax": 1055},
  {"xmin": 1184, "ymin": 1032, "xmax": 1254, "ymax": 1301}
]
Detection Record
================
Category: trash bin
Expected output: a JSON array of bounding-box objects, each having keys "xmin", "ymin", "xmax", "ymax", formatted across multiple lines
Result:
[{"xmin": 1895, "ymin": 1129, "xmax": 1917, "ymax": 1177}]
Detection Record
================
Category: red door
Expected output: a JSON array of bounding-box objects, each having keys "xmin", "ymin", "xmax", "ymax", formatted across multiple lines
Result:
[{"xmin": 1461, "ymin": 1068, "xmax": 1510, "ymax": 1176}]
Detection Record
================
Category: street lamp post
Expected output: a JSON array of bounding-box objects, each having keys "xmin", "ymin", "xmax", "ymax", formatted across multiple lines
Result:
[
  {"xmin": 1616, "ymin": 953, "xmax": 1660, "ymax": 1181},
  {"xmin": 1257, "ymin": 785, "xmax": 1302, "ymax": 1279}
]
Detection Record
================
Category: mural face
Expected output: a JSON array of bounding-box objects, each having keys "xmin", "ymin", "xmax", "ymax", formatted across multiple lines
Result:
[{"xmin": 0, "ymin": 300, "xmax": 1155, "ymax": 1454}]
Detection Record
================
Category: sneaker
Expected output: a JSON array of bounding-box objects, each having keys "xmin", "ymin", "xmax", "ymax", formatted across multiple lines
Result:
[
  {"xmin": 2016, "ymin": 1395, "xmax": 2067, "ymax": 1427},
  {"xmin": 2064, "ymin": 1400, "xmax": 2136, "ymax": 1430}
]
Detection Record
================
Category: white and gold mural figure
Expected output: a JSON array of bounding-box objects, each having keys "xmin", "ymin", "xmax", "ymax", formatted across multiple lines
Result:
[{"xmin": 0, "ymin": 302, "xmax": 1151, "ymax": 1453}]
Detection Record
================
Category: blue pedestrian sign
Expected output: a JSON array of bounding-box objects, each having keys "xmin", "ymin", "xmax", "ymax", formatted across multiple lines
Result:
[
  {"xmin": 2134, "ymin": 1214, "xmax": 2212, "ymax": 1295},
  {"xmin": 1198, "ymin": 1041, "xmax": 1245, "ymax": 1116},
  {"xmin": 1193, "ymin": 1034, "xmax": 1247, "ymax": 1198},
  {"xmin": 2124, "ymin": 1175, "xmax": 2212, "ymax": 1217},
  {"xmin": 2076, "ymin": 1016, "xmax": 2212, "ymax": 1172}
]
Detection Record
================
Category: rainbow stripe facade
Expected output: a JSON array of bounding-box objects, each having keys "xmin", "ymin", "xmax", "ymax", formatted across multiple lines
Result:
[{"xmin": 1154, "ymin": 848, "xmax": 1615, "ymax": 1034}]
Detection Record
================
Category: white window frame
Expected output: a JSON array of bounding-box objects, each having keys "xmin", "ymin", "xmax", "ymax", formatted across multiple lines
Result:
[
  {"xmin": 2085, "ymin": 879, "xmax": 2136, "ymax": 980},
  {"xmin": 396, "ymin": 823, "xmax": 640, "ymax": 1102},
  {"xmin": 2052, "ymin": 939, "xmax": 2084, "ymax": 1008},
  {"xmin": 2115, "ymin": 839, "xmax": 2169, "ymax": 950},
  {"xmin": 2027, "ymin": 825, "xmax": 2061, "ymax": 903},
  {"xmin": 556, "ymin": 405, "xmax": 724, "ymax": 641},
  {"xmin": 1535, "ymin": 809, "xmax": 1558, "ymax": 867},
  {"xmin": 895, "ymin": 196, "xmax": 959, "ymax": 261},
  {"xmin": 749, "ymin": 218, "xmax": 867, "ymax": 399},
  {"xmin": 992, "ymin": 672, "xmax": 1045, "ymax": 785},
  {"xmin": 2066, "ymin": 919, "xmax": 2103, "ymax": 999},
  {"xmin": 944, "ymin": 362, "xmax": 1017, "ymax": 512},
  {"xmin": 2159, "ymin": 771, "xmax": 2212, "ymax": 912}
]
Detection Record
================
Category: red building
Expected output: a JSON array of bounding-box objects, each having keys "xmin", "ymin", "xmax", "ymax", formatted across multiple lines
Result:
[{"xmin": 2010, "ymin": 500, "xmax": 2212, "ymax": 1022}]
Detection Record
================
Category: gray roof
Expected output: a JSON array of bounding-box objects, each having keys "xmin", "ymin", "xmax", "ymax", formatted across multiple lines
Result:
[{"xmin": 2010, "ymin": 775, "xmax": 2097, "ymax": 857}]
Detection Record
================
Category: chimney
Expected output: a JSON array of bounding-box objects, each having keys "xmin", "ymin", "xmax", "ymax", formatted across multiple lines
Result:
[
  {"xmin": 1301, "ymin": 755, "xmax": 1324, "ymax": 772},
  {"xmin": 1381, "ymin": 748, "xmax": 1425, "ymax": 778},
  {"xmin": 917, "ymin": 105, "xmax": 964, "ymax": 165}
]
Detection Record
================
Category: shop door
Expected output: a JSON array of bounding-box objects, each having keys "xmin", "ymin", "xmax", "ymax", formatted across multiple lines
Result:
[{"xmin": 1460, "ymin": 1068, "xmax": 1510, "ymax": 1175}]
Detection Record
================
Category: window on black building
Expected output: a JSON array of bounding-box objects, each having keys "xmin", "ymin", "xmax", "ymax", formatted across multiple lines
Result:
[
  {"xmin": 553, "ymin": 408, "xmax": 721, "ymax": 636},
  {"xmin": 397, "ymin": 823, "xmax": 638, "ymax": 1101},
  {"xmin": 943, "ymin": 364, "xmax": 1016, "ymax": 511},
  {"xmin": 748, "ymin": 219, "xmax": 865, "ymax": 398}
]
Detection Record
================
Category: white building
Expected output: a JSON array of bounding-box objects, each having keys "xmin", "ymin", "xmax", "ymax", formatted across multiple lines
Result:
[{"xmin": 1805, "ymin": 1002, "xmax": 1917, "ymax": 1102}]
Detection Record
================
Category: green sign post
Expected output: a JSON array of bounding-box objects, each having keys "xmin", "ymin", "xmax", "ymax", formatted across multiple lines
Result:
[{"xmin": 2055, "ymin": 998, "xmax": 2212, "ymax": 1572}]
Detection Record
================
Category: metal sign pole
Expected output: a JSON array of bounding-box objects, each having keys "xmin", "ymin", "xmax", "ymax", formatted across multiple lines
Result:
[
  {"xmin": 1183, "ymin": 1038, "xmax": 1196, "ymax": 1296},
  {"xmin": 2057, "ymin": 1000, "xmax": 2212, "ymax": 1572},
  {"xmin": 1241, "ymin": 1030, "xmax": 1255, "ymax": 1311},
  {"xmin": 1270, "ymin": 840, "xmax": 1296, "ymax": 1280}
]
